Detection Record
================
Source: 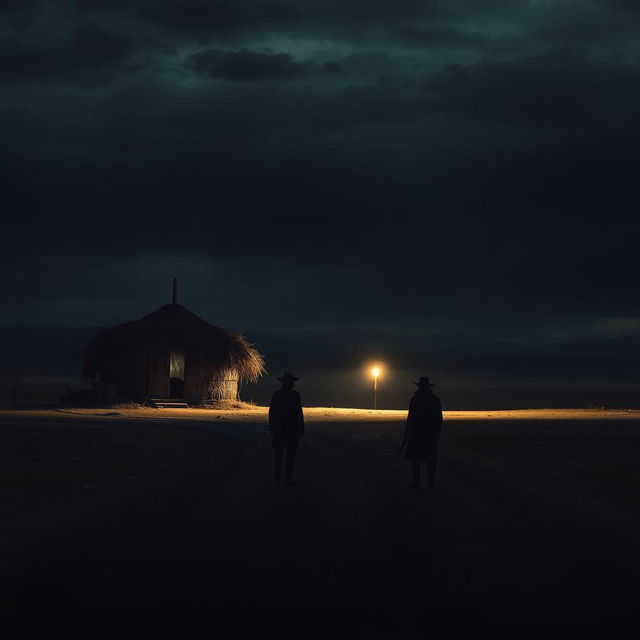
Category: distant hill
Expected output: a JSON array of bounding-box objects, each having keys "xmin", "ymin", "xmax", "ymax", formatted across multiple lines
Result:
[{"xmin": 2, "ymin": 325, "xmax": 640, "ymax": 376}]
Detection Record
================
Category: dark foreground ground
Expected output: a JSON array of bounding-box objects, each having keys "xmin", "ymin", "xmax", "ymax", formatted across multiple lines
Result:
[{"xmin": 0, "ymin": 412, "xmax": 638, "ymax": 638}]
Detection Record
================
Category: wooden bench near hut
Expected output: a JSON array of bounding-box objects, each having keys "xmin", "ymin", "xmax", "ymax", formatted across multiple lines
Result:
[{"xmin": 82, "ymin": 280, "xmax": 264, "ymax": 407}]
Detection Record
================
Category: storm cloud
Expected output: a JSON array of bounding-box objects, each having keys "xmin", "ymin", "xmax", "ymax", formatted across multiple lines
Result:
[
  {"xmin": 2, "ymin": 0, "xmax": 640, "ymax": 343},
  {"xmin": 0, "ymin": 23, "xmax": 134, "ymax": 86},
  {"xmin": 190, "ymin": 49, "xmax": 310, "ymax": 80}
]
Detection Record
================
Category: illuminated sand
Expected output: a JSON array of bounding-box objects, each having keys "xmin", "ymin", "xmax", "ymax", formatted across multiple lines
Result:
[{"xmin": 1, "ymin": 406, "xmax": 638, "ymax": 423}]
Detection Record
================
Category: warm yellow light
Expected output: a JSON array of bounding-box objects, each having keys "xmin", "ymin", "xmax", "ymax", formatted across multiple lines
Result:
[{"xmin": 371, "ymin": 366, "xmax": 381, "ymax": 379}]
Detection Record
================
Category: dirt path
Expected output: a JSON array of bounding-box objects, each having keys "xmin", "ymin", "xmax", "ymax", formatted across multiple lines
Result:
[{"xmin": 1, "ymin": 415, "xmax": 638, "ymax": 638}]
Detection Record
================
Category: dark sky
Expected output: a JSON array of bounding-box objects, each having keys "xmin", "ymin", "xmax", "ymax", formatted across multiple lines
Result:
[{"xmin": 2, "ymin": 1, "xmax": 639, "ymax": 345}]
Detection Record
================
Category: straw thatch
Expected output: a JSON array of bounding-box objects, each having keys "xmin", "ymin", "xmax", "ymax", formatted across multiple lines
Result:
[{"xmin": 82, "ymin": 303, "xmax": 265, "ymax": 404}]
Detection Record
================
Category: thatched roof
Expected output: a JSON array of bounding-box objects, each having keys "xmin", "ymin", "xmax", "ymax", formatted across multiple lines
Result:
[{"xmin": 82, "ymin": 303, "xmax": 265, "ymax": 383}]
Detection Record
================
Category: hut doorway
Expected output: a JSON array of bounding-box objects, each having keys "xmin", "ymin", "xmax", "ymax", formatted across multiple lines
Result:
[{"xmin": 169, "ymin": 351, "xmax": 185, "ymax": 398}]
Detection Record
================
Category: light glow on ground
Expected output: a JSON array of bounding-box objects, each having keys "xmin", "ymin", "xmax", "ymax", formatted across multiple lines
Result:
[{"xmin": 1, "ymin": 406, "xmax": 639, "ymax": 423}]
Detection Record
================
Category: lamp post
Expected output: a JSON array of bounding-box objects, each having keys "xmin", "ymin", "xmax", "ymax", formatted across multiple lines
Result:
[{"xmin": 371, "ymin": 366, "xmax": 381, "ymax": 410}]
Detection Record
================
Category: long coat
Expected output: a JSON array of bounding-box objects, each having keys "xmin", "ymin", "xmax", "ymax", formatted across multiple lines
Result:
[
  {"xmin": 402, "ymin": 389, "xmax": 443, "ymax": 461},
  {"xmin": 269, "ymin": 388, "xmax": 304, "ymax": 446}
]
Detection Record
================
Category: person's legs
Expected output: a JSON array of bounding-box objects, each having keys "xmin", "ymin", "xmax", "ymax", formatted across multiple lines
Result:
[
  {"xmin": 426, "ymin": 459, "xmax": 437, "ymax": 492},
  {"xmin": 426, "ymin": 445, "xmax": 438, "ymax": 492},
  {"xmin": 284, "ymin": 439, "xmax": 299, "ymax": 485},
  {"xmin": 273, "ymin": 442, "xmax": 285, "ymax": 482},
  {"xmin": 410, "ymin": 460, "xmax": 421, "ymax": 488}
]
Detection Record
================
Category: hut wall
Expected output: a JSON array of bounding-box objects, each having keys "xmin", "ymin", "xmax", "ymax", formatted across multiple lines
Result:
[
  {"xmin": 208, "ymin": 377, "xmax": 239, "ymax": 402},
  {"xmin": 183, "ymin": 368, "xmax": 238, "ymax": 404},
  {"xmin": 124, "ymin": 376, "xmax": 150, "ymax": 400},
  {"xmin": 101, "ymin": 350, "xmax": 149, "ymax": 400},
  {"xmin": 148, "ymin": 350, "xmax": 170, "ymax": 398},
  {"xmin": 183, "ymin": 359, "xmax": 202, "ymax": 404}
]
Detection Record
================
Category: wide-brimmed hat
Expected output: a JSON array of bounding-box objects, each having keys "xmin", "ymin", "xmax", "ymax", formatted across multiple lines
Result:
[
  {"xmin": 413, "ymin": 376, "xmax": 436, "ymax": 388},
  {"xmin": 278, "ymin": 372, "xmax": 299, "ymax": 382}
]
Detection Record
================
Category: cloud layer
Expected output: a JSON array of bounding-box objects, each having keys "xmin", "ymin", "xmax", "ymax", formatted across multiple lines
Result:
[{"xmin": 2, "ymin": 0, "xmax": 640, "ymax": 340}]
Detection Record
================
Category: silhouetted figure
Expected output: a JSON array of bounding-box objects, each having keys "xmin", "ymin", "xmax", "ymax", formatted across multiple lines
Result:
[
  {"xmin": 400, "ymin": 377, "xmax": 443, "ymax": 492},
  {"xmin": 269, "ymin": 372, "xmax": 304, "ymax": 486}
]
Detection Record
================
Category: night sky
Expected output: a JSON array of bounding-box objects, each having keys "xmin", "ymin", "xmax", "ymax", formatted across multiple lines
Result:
[{"xmin": 2, "ymin": 1, "xmax": 639, "ymax": 346}]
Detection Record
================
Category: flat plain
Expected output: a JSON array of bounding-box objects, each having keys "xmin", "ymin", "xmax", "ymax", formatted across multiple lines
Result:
[{"xmin": 0, "ymin": 407, "xmax": 638, "ymax": 638}]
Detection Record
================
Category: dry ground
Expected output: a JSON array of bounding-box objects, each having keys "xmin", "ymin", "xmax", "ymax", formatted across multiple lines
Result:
[
  {"xmin": 0, "ymin": 406, "xmax": 638, "ymax": 638},
  {"xmin": 3, "ymin": 404, "xmax": 639, "ymax": 422}
]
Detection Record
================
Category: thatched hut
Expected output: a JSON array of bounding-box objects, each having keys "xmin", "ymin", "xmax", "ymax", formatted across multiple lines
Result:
[{"xmin": 82, "ymin": 282, "xmax": 264, "ymax": 405}]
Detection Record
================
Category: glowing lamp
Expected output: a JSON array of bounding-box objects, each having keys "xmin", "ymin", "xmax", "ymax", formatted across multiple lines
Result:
[{"xmin": 369, "ymin": 363, "xmax": 384, "ymax": 409}]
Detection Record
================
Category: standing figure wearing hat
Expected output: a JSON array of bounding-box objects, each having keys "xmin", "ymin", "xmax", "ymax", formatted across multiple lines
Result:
[
  {"xmin": 269, "ymin": 372, "xmax": 305, "ymax": 485},
  {"xmin": 400, "ymin": 377, "xmax": 443, "ymax": 491}
]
